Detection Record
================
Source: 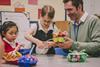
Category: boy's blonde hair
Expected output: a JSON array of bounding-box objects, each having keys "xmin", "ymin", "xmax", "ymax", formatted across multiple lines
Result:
[{"xmin": 41, "ymin": 5, "xmax": 55, "ymax": 19}]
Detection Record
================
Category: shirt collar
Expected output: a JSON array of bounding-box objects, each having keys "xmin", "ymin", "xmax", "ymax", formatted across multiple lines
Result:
[
  {"xmin": 71, "ymin": 12, "xmax": 88, "ymax": 25},
  {"xmin": 80, "ymin": 12, "xmax": 88, "ymax": 22},
  {"xmin": 3, "ymin": 38, "xmax": 16, "ymax": 48},
  {"xmin": 38, "ymin": 20, "xmax": 54, "ymax": 31}
]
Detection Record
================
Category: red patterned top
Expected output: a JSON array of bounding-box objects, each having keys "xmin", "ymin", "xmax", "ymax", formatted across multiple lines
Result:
[{"xmin": 3, "ymin": 39, "xmax": 18, "ymax": 53}]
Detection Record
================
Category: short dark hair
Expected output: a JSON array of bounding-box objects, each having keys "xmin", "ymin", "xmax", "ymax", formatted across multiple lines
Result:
[
  {"xmin": 63, "ymin": 0, "xmax": 84, "ymax": 11},
  {"xmin": 41, "ymin": 5, "xmax": 55, "ymax": 19}
]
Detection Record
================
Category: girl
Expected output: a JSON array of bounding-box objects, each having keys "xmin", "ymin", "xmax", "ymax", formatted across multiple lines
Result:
[
  {"xmin": 25, "ymin": 5, "xmax": 59, "ymax": 54},
  {"xmin": 1, "ymin": 21, "xmax": 22, "ymax": 55}
]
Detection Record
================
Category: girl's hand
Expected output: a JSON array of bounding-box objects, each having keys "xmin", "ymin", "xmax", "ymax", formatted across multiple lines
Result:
[
  {"xmin": 8, "ymin": 51, "xmax": 16, "ymax": 57},
  {"xmin": 14, "ymin": 44, "xmax": 24, "ymax": 52}
]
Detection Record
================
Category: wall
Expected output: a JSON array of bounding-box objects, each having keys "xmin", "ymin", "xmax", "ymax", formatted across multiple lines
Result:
[
  {"xmin": 0, "ymin": 0, "xmax": 64, "ymax": 21},
  {"xmin": 0, "ymin": 0, "xmax": 100, "ymax": 21},
  {"xmin": 84, "ymin": 0, "xmax": 100, "ymax": 15}
]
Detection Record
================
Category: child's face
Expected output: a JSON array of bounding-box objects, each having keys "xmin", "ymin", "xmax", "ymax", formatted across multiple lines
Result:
[
  {"xmin": 3, "ymin": 26, "xmax": 18, "ymax": 42},
  {"xmin": 41, "ymin": 15, "xmax": 52, "ymax": 28}
]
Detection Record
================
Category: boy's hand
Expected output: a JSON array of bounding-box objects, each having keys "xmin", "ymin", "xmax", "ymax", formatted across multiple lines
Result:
[
  {"xmin": 37, "ymin": 41, "xmax": 45, "ymax": 49},
  {"xmin": 45, "ymin": 41, "xmax": 56, "ymax": 48}
]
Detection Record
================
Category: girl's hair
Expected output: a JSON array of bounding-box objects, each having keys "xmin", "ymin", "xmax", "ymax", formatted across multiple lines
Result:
[
  {"xmin": 41, "ymin": 5, "xmax": 55, "ymax": 19},
  {"xmin": 1, "ymin": 21, "xmax": 18, "ymax": 37}
]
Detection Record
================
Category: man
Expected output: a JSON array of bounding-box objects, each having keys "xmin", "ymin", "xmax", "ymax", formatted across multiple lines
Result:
[{"xmin": 58, "ymin": 0, "xmax": 100, "ymax": 57}]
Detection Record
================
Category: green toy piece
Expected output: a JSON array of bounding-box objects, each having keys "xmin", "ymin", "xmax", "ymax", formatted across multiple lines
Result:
[
  {"xmin": 53, "ymin": 37, "xmax": 65, "ymax": 43},
  {"xmin": 67, "ymin": 50, "xmax": 88, "ymax": 62},
  {"xmin": 58, "ymin": 37, "xmax": 65, "ymax": 42},
  {"xmin": 52, "ymin": 31, "xmax": 66, "ymax": 43},
  {"xmin": 53, "ymin": 38, "xmax": 58, "ymax": 42}
]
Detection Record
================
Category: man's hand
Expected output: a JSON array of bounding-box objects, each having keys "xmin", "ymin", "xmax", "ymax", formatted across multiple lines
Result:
[{"xmin": 58, "ymin": 37, "xmax": 73, "ymax": 49}]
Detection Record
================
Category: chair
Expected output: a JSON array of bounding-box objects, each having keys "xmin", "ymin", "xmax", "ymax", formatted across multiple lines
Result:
[{"xmin": 55, "ymin": 21, "xmax": 69, "ymax": 32}]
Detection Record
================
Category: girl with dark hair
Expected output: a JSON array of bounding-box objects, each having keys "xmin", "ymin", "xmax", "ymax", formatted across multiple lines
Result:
[{"xmin": 1, "ymin": 21, "xmax": 22, "ymax": 55}]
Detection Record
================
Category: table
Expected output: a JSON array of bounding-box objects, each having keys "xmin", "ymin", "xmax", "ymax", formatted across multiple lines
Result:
[{"xmin": 1, "ymin": 55, "xmax": 100, "ymax": 67}]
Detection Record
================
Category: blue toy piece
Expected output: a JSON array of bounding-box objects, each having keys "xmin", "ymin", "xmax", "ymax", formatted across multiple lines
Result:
[
  {"xmin": 19, "ymin": 49, "xmax": 30, "ymax": 55},
  {"xmin": 18, "ymin": 54, "xmax": 38, "ymax": 67}
]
